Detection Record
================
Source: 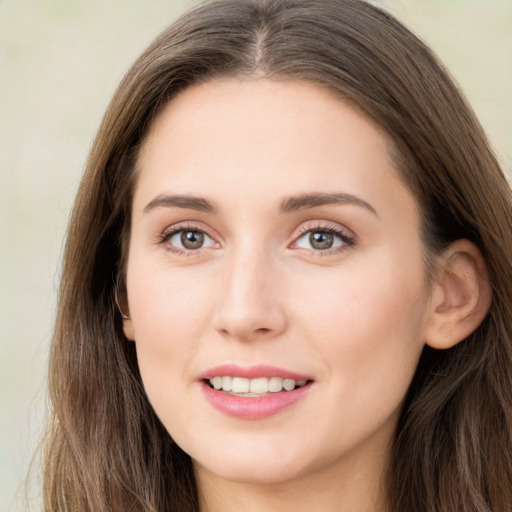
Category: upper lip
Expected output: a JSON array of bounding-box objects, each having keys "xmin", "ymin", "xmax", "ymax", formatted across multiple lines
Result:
[{"xmin": 198, "ymin": 364, "xmax": 313, "ymax": 382}]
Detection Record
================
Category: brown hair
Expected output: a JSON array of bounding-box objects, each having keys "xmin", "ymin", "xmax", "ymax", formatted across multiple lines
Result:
[{"xmin": 43, "ymin": 0, "xmax": 512, "ymax": 510}]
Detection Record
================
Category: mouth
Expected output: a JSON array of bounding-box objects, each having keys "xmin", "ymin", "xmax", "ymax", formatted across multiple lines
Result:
[
  {"xmin": 198, "ymin": 365, "xmax": 314, "ymax": 419},
  {"xmin": 204, "ymin": 376, "xmax": 311, "ymax": 396}
]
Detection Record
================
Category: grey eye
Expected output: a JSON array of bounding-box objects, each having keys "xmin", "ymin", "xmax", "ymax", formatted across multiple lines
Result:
[
  {"xmin": 181, "ymin": 230, "xmax": 204, "ymax": 249},
  {"xmin": 309, "ymin": 231, "xmax": 334, "ymax": 250}
]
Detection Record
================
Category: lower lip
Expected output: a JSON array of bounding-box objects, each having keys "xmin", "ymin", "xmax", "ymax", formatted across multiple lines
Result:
[{"xmin": 200, "ymin": 381, "xmax": 313, "ymax": 420}]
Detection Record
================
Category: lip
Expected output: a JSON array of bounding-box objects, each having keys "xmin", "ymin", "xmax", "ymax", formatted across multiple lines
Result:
[
  {"xmin": 198, "ymin": 364, "xmax": 314, "ymax": 420},
  {"xmin": 198, "ymin": 364, "xmax": 312, "ymax": 381}
]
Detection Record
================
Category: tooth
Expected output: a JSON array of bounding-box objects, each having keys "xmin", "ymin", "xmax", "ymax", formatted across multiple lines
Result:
[
  {"xmin": 221, "ymin": 376, "xmax": 232, "ymax": 391},
  {"xmin": 283, "ymin": 379, "xmax": 296, "ymax": 391},
  {"xmin": 249, "ymin": 377, "xmax": 269, "ymax": 394},
  {"xmin": 210, "ymin": 375, "xmax": 305, "ymax": 393},
  {"xmin": 231, "ymin": 377, "xmax": 250, "ymax": 393},
  {"xmin": 268, "ymin": 377, "xmax": 283, "ymax": 392}
]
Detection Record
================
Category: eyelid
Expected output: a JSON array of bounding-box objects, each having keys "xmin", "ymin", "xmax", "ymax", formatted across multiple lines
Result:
[
  {"xmin": 155, "ymin": 219, "xmax": 355, "ymax": 256},
  {"xmin": 290, "ymin": 221, "xmax": 356, "ymax": 254},
  {"xmin": 157, "ymin": 221, "xmax": 220, "ymax": 252}
]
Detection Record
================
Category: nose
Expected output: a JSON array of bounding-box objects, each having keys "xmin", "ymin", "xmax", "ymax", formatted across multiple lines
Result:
[{"xmin": 212, "ymin": 247, "xmax": 287, "ymax": 342}]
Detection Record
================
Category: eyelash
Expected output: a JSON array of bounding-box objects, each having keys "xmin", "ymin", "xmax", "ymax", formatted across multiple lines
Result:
[
  {"xmin": 293, "ymin": 224, "xmax": 355, "ymax": 256},
  {"xmin": 157, "ymin": 223, "xmax": 217, "ymax": 256},
  {"xmin": 157, "ymin": 222, "xmax": 356, "ymax": 256}
]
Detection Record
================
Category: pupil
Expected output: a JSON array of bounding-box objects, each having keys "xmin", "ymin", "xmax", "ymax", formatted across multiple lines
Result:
[
  {"xmin": 181, "ymin": 230, "xmax": 204, "ymax": 249},
  {"xmin": 310, "ymin": 231, "xmax": 333, "ymax": 250}
]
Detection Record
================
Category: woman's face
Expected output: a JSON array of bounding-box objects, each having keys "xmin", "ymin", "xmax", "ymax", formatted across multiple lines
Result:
[{"xmin": 124, "ymin": 79, "xmax": 434, "ymax": 487}]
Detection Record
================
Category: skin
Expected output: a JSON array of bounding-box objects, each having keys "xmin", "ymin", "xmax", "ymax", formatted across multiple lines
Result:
[{"xmin": 122, "ymin": 79, "xmax": 490, "ymax": 512}]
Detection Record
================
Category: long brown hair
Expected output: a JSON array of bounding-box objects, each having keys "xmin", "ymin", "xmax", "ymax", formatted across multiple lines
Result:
[{"xmin": 43, "ymin": 0, "xmax": 512, "ymax": 510}]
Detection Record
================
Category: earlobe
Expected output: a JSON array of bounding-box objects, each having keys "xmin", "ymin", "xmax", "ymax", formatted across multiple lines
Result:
[
  {"xmin": 122, "ymin": 318, "xmax": 135, "ymax": 341},
  {"xmin": 115, "ymin": 285, "xmax": 135, "ymax": 341},
  {"xmin": 424, "ymin": 239, "xmax": 492, "ymax": 350}
]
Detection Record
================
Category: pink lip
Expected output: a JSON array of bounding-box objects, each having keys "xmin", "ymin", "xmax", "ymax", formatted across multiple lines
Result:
[
  {"xmin": 198, "ymin": 364, "xmax": 314, "ymax": 420},
  {"xmin": 198, "ymin": 364, "xmax": 312, "ymax": 381}
]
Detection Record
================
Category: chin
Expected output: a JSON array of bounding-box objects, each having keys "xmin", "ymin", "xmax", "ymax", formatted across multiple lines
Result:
[
  {"xmin": 184, "ymin": 433, "xmax": 312, "ymax": 485},
  {"xmin": 195, "ymin": 456, "xmax": 308, "ymax": 486}
]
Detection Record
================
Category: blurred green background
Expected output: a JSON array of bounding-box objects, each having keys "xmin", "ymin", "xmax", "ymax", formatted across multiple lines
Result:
[{"xmin": 0, "ymin": 1, "xmax": 510, "ymax": 510}]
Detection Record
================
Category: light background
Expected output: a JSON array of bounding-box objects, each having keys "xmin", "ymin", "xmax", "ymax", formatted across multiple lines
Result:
[{"xmin": 0, "ymin": 1, "xmax": 510, "ymax": 510}]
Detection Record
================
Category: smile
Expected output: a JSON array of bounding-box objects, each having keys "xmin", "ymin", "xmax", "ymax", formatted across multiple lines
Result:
[
  {"xmin": 207, "ymin": 376, "xmax": 309, "ymax": 395},
  {"xmin": 199, "ymin": 365, "xmax": 314, "ymax": 419}
]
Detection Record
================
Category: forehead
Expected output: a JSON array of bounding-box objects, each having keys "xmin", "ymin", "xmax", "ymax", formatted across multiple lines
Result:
[
  {"xmin": 133, "ymin": 78, "xmax": 417, "ymax": 225},
  {"xmin": 139, "ymin": 78, "xmax": 390, "ymax": 168}
]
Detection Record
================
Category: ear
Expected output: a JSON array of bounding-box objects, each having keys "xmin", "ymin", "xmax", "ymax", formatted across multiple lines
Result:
[
  {"xmin": 424, "ymin": 239, "xmax": 492, "ymax": 350},
  {"xmin": 116, "ymin": 286, "xmax": 135, "ymax": 341}
]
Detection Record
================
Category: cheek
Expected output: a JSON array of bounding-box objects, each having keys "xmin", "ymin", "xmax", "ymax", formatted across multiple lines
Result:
[
  {"xmin": 280, "ymin": 260, "xmax": 427, "ymax": 463},
  {"xmin": 126, "ymin": 260, "xmax": 214, "ymax": 409},
  {"xmin": 294, "ymin": 249, "xmax": 427, "ymax": 336},
  {"xmin": 291, "ymin": 250, "xmax": 428, "ymax": 404},
  {"xmin": 128, "ymin": 260, "xmax": 213, "ymax": 343}
]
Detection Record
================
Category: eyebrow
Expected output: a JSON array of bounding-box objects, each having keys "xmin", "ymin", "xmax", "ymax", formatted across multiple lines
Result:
[
  {"xmin": 143, "ymin": 191, "xmax": 378, "ymax": 217},
  {"xmin": 143, "ymin": 194, "xmax": 218, "ymax": 214},
  {"xmin": 279, "ymin": 192, "xmax": 378, "ymax": 217}
]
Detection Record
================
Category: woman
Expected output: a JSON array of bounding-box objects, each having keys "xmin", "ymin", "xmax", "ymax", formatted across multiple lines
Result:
[{"xmin": 43, "ymin": 0, "xmax": 512, "ymax": 511}]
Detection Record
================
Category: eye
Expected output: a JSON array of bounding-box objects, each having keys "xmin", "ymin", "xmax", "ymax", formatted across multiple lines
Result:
[
  {"xmin": 293, "ymin": 226, "xmax": 354, "ymax": 252},
  {"xmin": 161, "ymin": 228, "xmax": 217, "ymax": 252}
]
